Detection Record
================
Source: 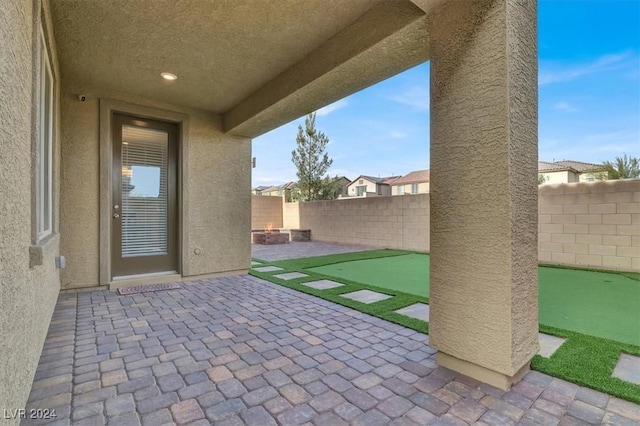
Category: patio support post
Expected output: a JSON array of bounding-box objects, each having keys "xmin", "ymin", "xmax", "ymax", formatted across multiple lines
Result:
[{"xmin": 428, "ymin": 0, "xmax": 538, "ymax": 390}]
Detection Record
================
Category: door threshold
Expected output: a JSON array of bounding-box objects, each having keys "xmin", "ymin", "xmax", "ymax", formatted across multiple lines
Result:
[{"xmin": 110, "ymin": 271, "xmax": 180, "ymax": 291}]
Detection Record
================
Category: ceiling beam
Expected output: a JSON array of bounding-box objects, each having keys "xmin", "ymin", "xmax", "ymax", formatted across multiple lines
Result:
[{"xmin": 223, "ymin": 0, "xmax": 429, "ymax": 138}]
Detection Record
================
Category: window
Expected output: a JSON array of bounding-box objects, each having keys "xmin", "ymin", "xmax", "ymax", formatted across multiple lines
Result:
[
  {"xmin": 358, "ymin": 179, "xmax": 364, "ymax": 185},
  {"xmin": 397, "ymin": 186, "xmax": 404, "ymax": 195},
  {"xmin": 411, "ymin": 183, "xmax": 419, "ymax": 194},
  {"xmin": 37, "ymin": 29, "xmax": 54, "ymax": 240},
  {"xmin": 586, "ymin": 173, "xmax": 595, "ymax": 182},
  {"xmin": 356, "ymin": 186, "xmax": 366, "ymax": 196}
]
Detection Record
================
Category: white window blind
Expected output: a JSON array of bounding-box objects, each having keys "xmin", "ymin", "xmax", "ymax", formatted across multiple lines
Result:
[{"xmin": 121, "ymin": 125, "xmax": 168, "ymax": 257}]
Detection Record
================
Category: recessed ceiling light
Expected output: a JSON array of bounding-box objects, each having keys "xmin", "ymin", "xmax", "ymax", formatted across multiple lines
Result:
[{"xmin": 161, "ymin": 72, "xmax": 177, "ymax": 81}]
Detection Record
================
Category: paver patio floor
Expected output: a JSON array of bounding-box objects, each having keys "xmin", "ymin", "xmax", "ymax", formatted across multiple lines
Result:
[{"xmin": 24, "ymin": 275, "xmax": 640, "ymax": 425}]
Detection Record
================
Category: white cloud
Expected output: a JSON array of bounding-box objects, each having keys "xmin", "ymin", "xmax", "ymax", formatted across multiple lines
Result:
[
  {"xmin": 553, "ymin": 101, "xmax": 577, "ymax": 112},
  {"xmin": 315, "ymin": 99, "xmax": 349, "ymax": 116},
  {"xmin": 389, "ymin": 131, "xmax": 408, "ymax": 139},
  {"xmin": 539, "ymin": 52, "xmax": 634, "ymax": 86},
  {"xmin": 389, "ymin": 85, "xmax": 429, "ymax": 111}
]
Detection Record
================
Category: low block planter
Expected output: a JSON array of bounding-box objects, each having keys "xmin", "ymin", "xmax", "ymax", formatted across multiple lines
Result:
[
  {"xmin": 290, "ymin": 229, "xmax": 311, "ymax": 242},
  {"xmin": 252, "ymin": 232, "xmax": 290, "ymax": 245}
]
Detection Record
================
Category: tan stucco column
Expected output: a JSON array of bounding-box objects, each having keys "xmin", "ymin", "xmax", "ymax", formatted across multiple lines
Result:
[{"xmin": 428, "ymin": 0, "xmax": 538, "ymax": 390}]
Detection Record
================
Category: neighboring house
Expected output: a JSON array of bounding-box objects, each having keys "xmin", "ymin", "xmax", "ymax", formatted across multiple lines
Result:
[
  {"xmin": 391, "ymin": 169, "xmax": 430, "ymax": 195},
  {"xmin": 259, "ymin": 179, "xmax": 348, "ymax": 200},
  {"xmin": 252, "ymin": 185, "xmax": 269, "ymax": 195},
  {"xmin": 538, "ymin": 160, "xmax": 607, "ymax": 184},
  {"xmin": 260, "ymin": 185, "xmax": 285, "ymax": 197},
  {"xmin": 259, "ymin": 182, "xmax": 296, "ymax": 197},
  {"xmin": 345, "ymin": 175, "xmax": 401, "ymax": 197},
  {"xmin": 331, "ymin": 176, "xmax": 352, "ymax": 198}
]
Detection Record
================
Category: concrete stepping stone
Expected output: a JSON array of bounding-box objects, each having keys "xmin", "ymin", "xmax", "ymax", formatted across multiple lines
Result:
[
  {"xmin": 273, "ymin": 272, "xmax": 308, "ymax": 280},
  {"xmin": 537, "ymin": 333, "xmax": 566, "ymax": 358},
  {"xmin": 253, "ymin": 266, "xmax": 284, "ymax": 272},
  {"xmin": 395, "ymin": 303, "xmax": 429, "ymax": 321},
  {"xmin": 251, "ymin": 261, "xmax": 262, "ymax": 266},
  {"xmin": 341, "ymin": 289, "xmax": 392, "ymax": 304},
  {"xmin": 301, "ymin": 280, "xmax": 344, "ymax": 290},
  {"xmin": 612, "ymin": 353, "xmax": 640, "ymax": 385}
]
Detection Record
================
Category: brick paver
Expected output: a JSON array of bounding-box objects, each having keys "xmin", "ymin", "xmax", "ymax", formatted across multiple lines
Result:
[{"xmin": 22, "ymin": 274, "xmax": 640, "ymax": 425}]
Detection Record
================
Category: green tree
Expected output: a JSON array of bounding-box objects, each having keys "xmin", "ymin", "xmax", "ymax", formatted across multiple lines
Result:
[
  {"xmin": 538, "ymin": 174, "xmax": 548, "ymax": 185},
  {"xmin": 318, "ymin": 176, "xmax": 344, "ymax": 200},
  {"xmin": 600, "ymin": 154, "xmax": 640, "ymax": 179},
  {"xmin": 291, "ymin": 113, "xmax": 334, "ymax": 201}
]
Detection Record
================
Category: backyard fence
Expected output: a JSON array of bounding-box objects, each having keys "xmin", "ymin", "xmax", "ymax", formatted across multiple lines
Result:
[
  {"xmin": 251, "ymin": 195, "xmax": 283, "ymax": 230},
  {"xmin": 252, "ymin": 179, "xmax": 640, "ymax": 271}
]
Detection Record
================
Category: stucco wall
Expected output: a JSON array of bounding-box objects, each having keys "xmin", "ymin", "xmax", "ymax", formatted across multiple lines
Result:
[
  {"xmin": 578, "ymin": 171, "xmax": 607, "ymax": 182},
  {"xmin": 539, "ymin": 180, "xmax": 640, "ymax": 271},
  {"xmin": 60, "ymin": 83, "xmax": 251, "ymax": 288},
  {"xmin": 251, "ymin": 196, "xmax": 283, "ymax": 230},
  {"xmin": 0, "ymin": 0, "xmax": 62, "ymax": 416},
  {"xmin": 392, "ymin": 182, "xmax": 430, "ymax": 195},
  {"xmin": 540, "ymin": 170, "xmax": 578, "ymax": 185},
  {"xmin": 346, "ymin": 178, "xmax": 378, "ymax": 196},
  {"xmin": 283, "ymin": 195, "xmax": 430, "ymax": 251}
]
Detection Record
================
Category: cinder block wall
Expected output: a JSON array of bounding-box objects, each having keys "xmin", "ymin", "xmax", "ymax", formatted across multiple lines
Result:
[
  {"xmin": 278, "ymin": 180, "xmax": 639, "ymax": 271},
  {"xmin": 283, "ymin": 201, "xmax": 300, "ymax": 229},
  {"xmin": 284, "ymin": 195, "xmax": 430, "ymax": 251},
  {"xmin": 252, "ymin": 195, "xmax": 284, "ymax": 230},
  {"xmin": 538, "ymin": 180, "xmax": 639, "ymax": 271}
]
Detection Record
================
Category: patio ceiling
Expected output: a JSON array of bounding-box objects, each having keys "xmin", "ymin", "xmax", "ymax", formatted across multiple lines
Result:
[{"xmin": 50, "ymin": 0, "xmax": 431, "ymax": 137}]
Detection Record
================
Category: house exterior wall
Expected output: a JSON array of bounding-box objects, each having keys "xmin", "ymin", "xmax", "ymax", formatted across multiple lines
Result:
[
  {"xmin": 392, "ymin": 182, "xmax": 430, "ymax": 195},
  {"xmin": 578, "ymin": 170, "xmax": 608, "ymax": 182},
  {"xmin": 1, "ymin": 0, "xmax": 63, "ymax": 416},
  {"xmin": 60, "ymin": 82, "xmax": 251, "ymax": 288},
  {"xmin": 346, "ymin": 178, "xmax": 379, "ymax": 196},
  {"xmin": 251, "ymin": 195, "xmax": 283, "ymax": 230},
  {"xmin": 334, "ymin": 177, "xmax": 351, "ymax": 197},
  {"xmin": 540, "ymin": 170, "xmax": 577, "ymax": 185},
  {"xmin": 378, "ymin": 184, "xmax": 392, "ymax": 197}
]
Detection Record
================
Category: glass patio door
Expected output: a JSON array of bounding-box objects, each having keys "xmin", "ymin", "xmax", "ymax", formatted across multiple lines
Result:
[{"xmin": 111, "ymin": 114, "xmax": 178, "ymax": 277}]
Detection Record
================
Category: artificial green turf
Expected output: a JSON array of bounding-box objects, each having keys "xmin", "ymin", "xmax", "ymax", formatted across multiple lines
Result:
[
  {"xmin": 308, "ymin": 253, "xmax": 640, "ymax": 346},
  {"xmin": 266, "ymin": 249, "xmax": 410, "ymax": 270},
  {"xmin": 534, "ymin": 325, "xmax": 640, "ymax": 405},
  {"xmin": 310, "ymin": 253, "xmax": 429, "ymax": 297},
  {"xmin": 539, "ymin": 267, "xmax": 640, "ymax": 347}
]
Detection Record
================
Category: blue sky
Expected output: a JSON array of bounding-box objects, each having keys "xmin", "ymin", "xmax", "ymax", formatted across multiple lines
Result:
[{"xmin": 252, "ymin": 1, "xmax": 640, "ymax": 187}]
